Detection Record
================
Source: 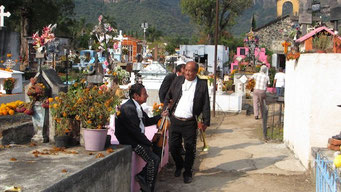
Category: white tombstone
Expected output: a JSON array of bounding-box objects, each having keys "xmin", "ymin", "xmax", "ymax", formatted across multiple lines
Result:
[
  {"xmin": 0, "ymin": 69, "xmax": 24, "ymax": 94},
  {"xmin": 113, "ymin": 30, "xmax": 128, "ymax": 62},
  {"xmin": 217, "ymin": 79, "xmax": 223, "ymax": 95}
]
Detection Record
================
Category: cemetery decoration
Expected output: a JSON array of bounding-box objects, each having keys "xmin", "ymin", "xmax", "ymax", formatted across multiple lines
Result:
[
  {"xmin": 295, "ymin": 26, "xmax": 341, "ymax": 53},
  {"xmin": 70, "ymin": 80, "xmax": 120, "ymax": 151},
  {"xmin": 3, "ymin": 77, "xmax": 15, "ymax": 94},
  {"xmin": 90, "ymin": 15, "xmax": 118, "ymax": 72},
  {"xmin": 0, "ymin": 5, "xmax": 10, "ymax": 28},
  {"xmin": 3, "ymin": 53, "xmax": 16, "ymax": 69},
  {"xmin": 0, "ymin": 53, "xmax": 24, "ymax": 94},
  {"xmin": 0, "ymin": 100, "xmax": 24, "ymax": 116},
  {"xmin": 244, "ymin": 29, "xmax": 260, "ymax": 70},
  {"xmin": 107, "ymin": 66, "xmax": 130, "ymax": 85},
  {"xmin": 32, "ymin": 24, "xmax": 56, "ymax": 54},
  {"xmin": 49, "ymin": 95, "xmax": 75, "ymax": 147}
]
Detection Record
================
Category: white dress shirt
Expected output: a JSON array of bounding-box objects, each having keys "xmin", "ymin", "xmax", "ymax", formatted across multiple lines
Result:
[
  {"xmin": 174, "ymin": 77, "xmax": 197, "ymax": 118},
  {"xmin": 132, "ymin": 99, "xmax": 145, "ymax": 133}
]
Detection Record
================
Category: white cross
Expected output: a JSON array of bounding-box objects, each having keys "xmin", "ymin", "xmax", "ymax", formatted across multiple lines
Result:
[
  {"xmin": 113, "ymin": 30, "xmax": 128, "ymax": 54},
  {"xmin": 114, "ymin": 30, "xmax": 128, "ymax": 42},
  {"xmin": 0, "ymin": 5, "xmax": 11, "ymax": 28}
]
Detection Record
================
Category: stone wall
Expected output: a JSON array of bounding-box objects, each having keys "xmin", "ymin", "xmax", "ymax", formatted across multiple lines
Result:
[{"xmin": 254, "ymin": 16, "xmax": 295, "ymax": 53}]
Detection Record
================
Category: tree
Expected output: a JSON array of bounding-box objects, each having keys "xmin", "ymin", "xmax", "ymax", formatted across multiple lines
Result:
[
  {"xmin": 146, "ymin": 26, "xmax": 163, "ymax": 42},
  {"xmin": 1, "ymin": 0, "xmax": 75, "ymax": 65},
  {"xmin": 165, "ymin": 36, "xmax": 190, "ymax": 55},
  {"xmin": 180, "ymin": 0, "xmax": 252, "ymax": 44},
  {"xmin": 251, "ymin": 14, "xmax": 257, "ymax": 30}
]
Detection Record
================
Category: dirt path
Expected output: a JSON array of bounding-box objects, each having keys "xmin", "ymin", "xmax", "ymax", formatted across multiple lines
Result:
[{"xmin": 155, "ymin": 113, "xmax": 314, "ymax": 192}]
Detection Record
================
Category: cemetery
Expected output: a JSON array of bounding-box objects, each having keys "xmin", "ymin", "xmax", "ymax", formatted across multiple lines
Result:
[{"xmin": 0, "ymin": 0, "xmax": 341, "ymax": 191}]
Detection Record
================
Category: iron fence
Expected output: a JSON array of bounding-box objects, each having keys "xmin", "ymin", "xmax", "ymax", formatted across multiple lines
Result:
[
  {"xmin": 262, "ymin": 95, "xmax": 284, "ymax": 141},
  {"xmin": 315, "ymin": 152, "xmax": 340, "ymax": 192}
]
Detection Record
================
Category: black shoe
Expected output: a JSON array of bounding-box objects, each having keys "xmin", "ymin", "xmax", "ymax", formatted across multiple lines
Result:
[
  {"xmin": 174, "ymin": 168, "xmax": 182, "ymax": 177},
  {"xmin": 255, "ymin": 116, "xmax": 259, "ymax": 120},
  {"xmin": 135, "ymin": 174, "xmax": 151, "ymax": 192},
  {"xmin": 184, "ymin": 176, "xmax": 193, "ymax": 183}
]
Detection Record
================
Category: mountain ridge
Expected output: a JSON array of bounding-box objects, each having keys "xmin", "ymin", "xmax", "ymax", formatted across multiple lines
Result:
[{"xmin": 74, "ymin": 0, "xmax": 288, "ymax": 38}]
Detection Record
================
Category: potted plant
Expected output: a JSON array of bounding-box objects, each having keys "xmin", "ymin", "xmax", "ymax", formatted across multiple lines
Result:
[
  {"xmin": 3, "ymin": 77, "xmax": 16, "ymax": 94},
  {"xmin": 313, "ymin": 32, "xmax": 332, "ymax": 53},
  {"xmin": 73, "ymin": 80, "xmax": 120, "ymax": 151},
  {"xmin": 50, "ymin": 92, "xmax": 77, "ymax": 147}
]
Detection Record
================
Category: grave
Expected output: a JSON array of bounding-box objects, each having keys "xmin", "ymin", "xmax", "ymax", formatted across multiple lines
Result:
[
  {"xmin": 138, "ymin": 61, "xmax": 168, "ymax": 105},
  {"xmin": 0, "ymin": 69, "xmax": 24, "ymax": 94},
  {"xmin": 0, "ymin": 144, "xmax": 131, "ymax": 192},
  {"xmin": 24, "ymin": 69, "xmax": 67, "ymax": 143}
]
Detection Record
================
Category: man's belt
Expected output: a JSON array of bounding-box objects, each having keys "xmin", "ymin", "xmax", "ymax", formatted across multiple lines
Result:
[{"xmin": 172, "ymin": 114, "xmax": 195, "ymax": 121}]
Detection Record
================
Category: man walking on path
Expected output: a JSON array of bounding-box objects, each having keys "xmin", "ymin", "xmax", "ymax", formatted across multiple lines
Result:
[
  {"xmin": 164, "ymin": 61, "xmax": 210, "ymax": 184},
  {"xmin": 273, "ymin": 67, "xmax": 285, "ymax": 97},
  {"xmin": 251, "ymin": 65, "xmax": 269, "ymax": 120}
]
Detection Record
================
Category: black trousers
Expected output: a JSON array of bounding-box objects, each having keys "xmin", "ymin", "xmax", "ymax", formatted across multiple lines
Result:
[
  {"xmin": 169, "ymin": 116, "xmax": 197, "ymax": 177},
  {"xmin": 133, "ymin": 144, "xmax": 160, "ymax": 191}
]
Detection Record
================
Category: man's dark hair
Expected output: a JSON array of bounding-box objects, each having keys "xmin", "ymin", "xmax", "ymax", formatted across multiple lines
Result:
[
  {"xmin": 175, "ymin": 64, "xmax": 185, "ymax": 73},
  {"xmin": 129, "ymin": 83, "xmax": 145, "ymax": 99}
]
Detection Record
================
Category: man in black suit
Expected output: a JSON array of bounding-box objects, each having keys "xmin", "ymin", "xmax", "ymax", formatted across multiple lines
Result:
[
  {"xmin": 164, "ymin": 61, "xmax": 210, "ymax": 184},
  {"xmin": 115, "ymin": 83, "xmax": 168, "ymax": 192},
  {"xmin": 158, "ymin": 63, "xmax": 185, "ymax": 103}
]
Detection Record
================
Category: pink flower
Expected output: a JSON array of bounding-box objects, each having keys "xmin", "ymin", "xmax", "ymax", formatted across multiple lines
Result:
[
  {"xmin": 99, "ymin": 84, "xmax": 108, "ymax": 91},
  {"xmin": 104, "ymin": 60, "xmax": 109, "ymax": 66},
  {"xmin": 98, "ymin": 15, "xmax": 103, "ymax": 23}
]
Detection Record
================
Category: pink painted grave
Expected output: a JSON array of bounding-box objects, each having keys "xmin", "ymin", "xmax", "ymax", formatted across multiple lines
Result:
[{"xmin": 230, "ymin": 47, "xmax": 270, "ymax": 73}]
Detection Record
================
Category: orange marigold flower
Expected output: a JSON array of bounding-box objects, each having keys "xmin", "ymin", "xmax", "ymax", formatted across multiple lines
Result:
[
  {"xmin": 87, "ymin": 120, "xmax": 92, "ymax": 124},
  {"xmin": 63, "ymin": 112, "xmax": 67, "ymax": 117},
  {"xmin": 48, "ymin": 98, "xmax": 54, "ymax": 103},
  {"xmin": 53, "ymin": 104, "xmax": 58, "ymax": 109}
]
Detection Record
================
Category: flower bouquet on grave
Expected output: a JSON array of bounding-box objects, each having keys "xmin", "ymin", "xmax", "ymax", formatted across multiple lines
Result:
[
  {"xmin": 17, "ymin": 77, "xmax": 48, "ymax": 115},
  {"xmin": 49, "ymin": 93, "xmax": 77, "ymax": 147},
  {"xmin": 107, "ymin": 66, "xmax": 130, "ymax": 85},
  {"xmin": 72, "ymin": 80, "xmax": 120, "ymax": 151},
  {"xmin": 246, "ymin": 79, "xmax": 255, "ymax": 92},
  {"xmin": 32, "ymin": 24, "xmax": 56, "ymax": 53},
  {"xmin": 3, "ymin": 77, "xmax": 16, "ymax": 94}
]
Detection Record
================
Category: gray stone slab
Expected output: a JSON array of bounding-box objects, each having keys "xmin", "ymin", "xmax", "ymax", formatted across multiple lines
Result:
[
  {"xmin": 1, "ymin": 122, "xmax": 34, "ymax": 145},
  {"xmin": 0, "ymin": 144, "xmax": 131, "ymax": 192}
]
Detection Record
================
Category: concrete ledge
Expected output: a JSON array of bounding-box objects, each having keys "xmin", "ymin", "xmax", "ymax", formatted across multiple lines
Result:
[
  {"xmin": 44, "ymin": 145, "xmax": 132, "ymax": 192},
  {"xmin": 0, "ymin": 144, "xmax": 132, "ymax": 192}
]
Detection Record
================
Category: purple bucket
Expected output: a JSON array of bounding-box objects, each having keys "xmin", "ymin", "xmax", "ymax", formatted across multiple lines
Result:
[{"xmin": 83, "ymin": 129, "xmax": 108, "ymax": 151}]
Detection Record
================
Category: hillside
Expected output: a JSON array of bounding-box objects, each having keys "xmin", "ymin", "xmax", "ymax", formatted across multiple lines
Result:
[
  {"xmin": 74, "ymin": 0, "xmax": 196, "ymax": 37},
  {"xmin": 74, "ymin": 0, "xmax": 291, "ymax": 38}
]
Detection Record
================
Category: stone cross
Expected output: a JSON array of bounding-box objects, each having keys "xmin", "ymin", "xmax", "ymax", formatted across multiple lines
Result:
[{"xmin": 0, "ymin": 5, "xmax": 11, "ymax": 28}]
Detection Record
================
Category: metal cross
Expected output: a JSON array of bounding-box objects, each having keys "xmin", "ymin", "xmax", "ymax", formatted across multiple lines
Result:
[{"xmin": 0, "ymin": 5, "xmax": 11, "ymax": 28}]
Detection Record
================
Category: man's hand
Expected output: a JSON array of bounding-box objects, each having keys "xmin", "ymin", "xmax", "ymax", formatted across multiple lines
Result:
[{"xmin": 161, "ymin": 110, "xmax": 169, "ymax": 117}]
